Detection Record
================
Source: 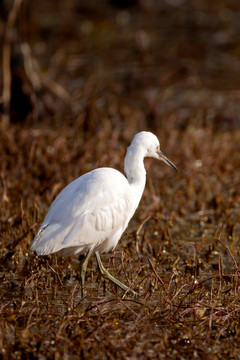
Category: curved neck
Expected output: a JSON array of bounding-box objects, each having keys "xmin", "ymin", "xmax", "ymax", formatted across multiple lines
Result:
[{"xmin": 124, "ymin": 146, "xmax": 146, "ymax": 207}]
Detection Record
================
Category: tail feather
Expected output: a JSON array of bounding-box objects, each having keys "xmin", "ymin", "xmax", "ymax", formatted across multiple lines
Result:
[{"xmin": 31, "ymin": 222, "xmax": 71, "ymax": 255}]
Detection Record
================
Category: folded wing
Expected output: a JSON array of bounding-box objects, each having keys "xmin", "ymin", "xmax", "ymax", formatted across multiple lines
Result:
[{"xmin": 31, "ymin": 168, "xmax": 134, "ymax": 256}]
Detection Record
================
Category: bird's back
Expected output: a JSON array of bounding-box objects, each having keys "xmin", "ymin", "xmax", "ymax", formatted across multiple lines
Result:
[{"xmin": 31, "ymin": 168, "xmax": 135, "ymax": 256}]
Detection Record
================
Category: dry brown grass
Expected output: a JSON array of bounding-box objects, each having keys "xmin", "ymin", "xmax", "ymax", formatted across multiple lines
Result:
[{"xmin": 1, "ymin": 0, "xmax": 240, "ymax": 359}]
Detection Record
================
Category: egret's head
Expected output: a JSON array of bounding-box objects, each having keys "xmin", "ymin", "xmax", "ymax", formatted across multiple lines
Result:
[{"xmin": 132, "ymin": 131, "xmax": 178, "ymax": 172}]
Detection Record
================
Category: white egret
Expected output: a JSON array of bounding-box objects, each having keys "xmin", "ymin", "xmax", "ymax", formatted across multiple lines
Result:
[{"xmin": 31, "ymin": 131, "xmax": 178, "ymax": 296}]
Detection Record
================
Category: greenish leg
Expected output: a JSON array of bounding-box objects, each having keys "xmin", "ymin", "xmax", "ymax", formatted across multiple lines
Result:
[
  {"xmin": 80, "ymin": 249, "xmax": 93, "ymax": 296},
  {"xmin": 95, "ymin": 251, "xmax": 138, "ymax": 297}
]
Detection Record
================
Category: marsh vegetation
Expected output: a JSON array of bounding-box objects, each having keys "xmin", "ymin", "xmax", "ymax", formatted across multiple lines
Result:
[{"xmin": 1, "ymin": 0, "xmax": 240, "ymax": 358}]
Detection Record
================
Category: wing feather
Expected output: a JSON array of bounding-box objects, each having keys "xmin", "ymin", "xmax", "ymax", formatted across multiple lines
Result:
[
  {"xmin": 31, "ymin": 168, "xmax": 134, "ymax": 256},
  {"xmin": 94, "ymin": 194, "xmax": 132, "ymax": 231}
]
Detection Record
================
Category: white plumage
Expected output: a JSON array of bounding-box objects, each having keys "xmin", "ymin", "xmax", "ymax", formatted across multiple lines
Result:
[
  {"xmin": 31, "ymin": 131, "xmax": 177, "ymax": 296},
  {"xmin": 32, "ymin": 169, "xmax": 134, "ymax": 256}
]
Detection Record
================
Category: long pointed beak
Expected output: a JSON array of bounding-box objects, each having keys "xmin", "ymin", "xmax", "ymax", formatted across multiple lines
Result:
[{"xmin": 156, "ymin": 150, "xmax": 178, "ymax": 172}]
